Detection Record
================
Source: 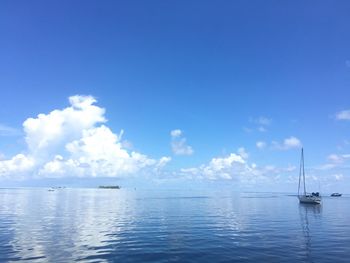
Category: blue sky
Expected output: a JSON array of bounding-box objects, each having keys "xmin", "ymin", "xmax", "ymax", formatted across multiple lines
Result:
[{"xmin": 0, "ymin": 1, "xmax": 350, "ymax": 192}]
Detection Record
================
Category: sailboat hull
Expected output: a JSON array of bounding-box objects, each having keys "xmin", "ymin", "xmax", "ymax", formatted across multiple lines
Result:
[{"xmin": 298, "ymin": 195, "xmax": 321, "ymax": 204}]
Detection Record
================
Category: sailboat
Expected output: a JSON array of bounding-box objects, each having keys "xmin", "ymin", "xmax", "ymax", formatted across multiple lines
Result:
[{"xmin": 297, "ymin": 148, "xmax": 321, "ymax": 204}]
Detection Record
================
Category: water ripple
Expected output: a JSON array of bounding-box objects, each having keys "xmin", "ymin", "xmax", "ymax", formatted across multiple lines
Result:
[{"xmin": 1, "ymin": 189, "xmax": 350, "ymax": 262}]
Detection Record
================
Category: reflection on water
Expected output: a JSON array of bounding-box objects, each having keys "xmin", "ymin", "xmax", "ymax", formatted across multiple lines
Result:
[
  {"xmin": 299, "ymin": 203, "xmax": 322, "ymax": 262},
  {"xmin": 1, "ymin": 189, "xmax": 350, "ymax": 262},
  {"xmin": 0, "ymin": 189, "xmax": 138, "ymax": 262}
]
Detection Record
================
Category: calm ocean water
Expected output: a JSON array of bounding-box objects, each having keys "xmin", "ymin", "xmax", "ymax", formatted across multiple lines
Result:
[{"xmin": 0, "ymin": 188, "xmax": 349, "ymax": 263}]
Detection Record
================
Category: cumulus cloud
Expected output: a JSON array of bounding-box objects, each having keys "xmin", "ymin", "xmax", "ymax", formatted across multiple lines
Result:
[
  {"xmin": 23, "ymin": 95, "xmax": 106, "ymax": 156},
  {"xmin": 335, "ymin": 110, "xmax": 350, "ymax": 121},
  {"xmin": 181, "ymin": 151, "xmax": 247, "ymax": 180},
  {"xmin": 0, "ymin": 95, "xmax": 170, "ymax": 179},
  {"xmin": 181, "ymin": 148, "xmax": 251, "ymax": 180},
  {"xmin": 180, "ymin": 147, "xmax": 296, "ymax": 184},
  {"xmin": 272, "ymin": 136, "xmax": 302, "ymax": 150},
  {"xmin": 170, "ymin": 129, "xmax": 193, "ymax": 155},
  {"xmin": 40, "ymin": 125, "xmax": 159, "ymax": 178},
  {"xmin": 0, "ymin": 154, "xmax": 35, "ymax": 178}
]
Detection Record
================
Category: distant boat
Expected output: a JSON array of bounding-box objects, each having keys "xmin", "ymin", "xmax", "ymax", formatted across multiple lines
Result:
[
  {"xmin": 98, "ymin": 185, "xmax": 120, "ymax": 189},
  {"xmin": 297, "ymin": 148, "xmax": 321, "ymax": 204},
  {"xmin": 330, "ymin": 193, "xmax": 342, "ymax": 197}
]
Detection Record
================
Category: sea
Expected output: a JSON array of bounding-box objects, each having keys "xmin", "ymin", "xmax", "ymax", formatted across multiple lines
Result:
[{"xmin": 0, "ymin": 188, "xmax": 349, "ymax": 263}]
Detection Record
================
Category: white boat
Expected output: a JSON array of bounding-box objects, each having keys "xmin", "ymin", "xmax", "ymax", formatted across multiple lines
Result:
[
  {"xmin": 298, "ymin": 194, "xmax": 321, "ymax": 204},
  {"xmin": 330, "ymin": 193, "xmax": 342, "ymax": 197},
  {"xmin": 297, "ymin": 148, "xmax": 321, "ymax": 204}
]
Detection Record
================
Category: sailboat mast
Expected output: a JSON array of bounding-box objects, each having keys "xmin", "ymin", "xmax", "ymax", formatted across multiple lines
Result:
[
  {"xmin": 298, "ymin": 149, "xmax": 302, "ymax": 197},
  {"xmin": 302, "ymin": 148, "xmax": 306, "ymax": 195}
]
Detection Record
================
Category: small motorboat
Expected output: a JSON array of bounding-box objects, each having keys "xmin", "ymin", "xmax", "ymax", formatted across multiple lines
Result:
[{"xmin": 330, "ymin": 193, "xmax": 342, "ymax": 197}]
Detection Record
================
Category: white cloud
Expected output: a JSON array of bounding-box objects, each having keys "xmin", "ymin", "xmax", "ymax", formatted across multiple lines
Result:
[
  {"xmin": 181, "ymin": 152, "xmax": 246, "ymax": 180},
  {"xmin": 23, "ymin": 95, "xmax": 106, "ymax": 156},
  {"xmin": 182, "ymin": 149, "xmax": 254, "ymax": 181},
  {"xmin": 170, "ymin": 129, "xmax": 182, "ymax": 137},
  {"xmin": 272, "ymin": 136, "xmax": 302, "ymax": 150},
  {"xmin": 256, "ymin": 141, "xmax": 266, "ymax": 149},
  {"xmin": 238, "ymin": 147, "xmax": 249, "ymax": 159},
  {"xmin": 284, "ymin": 137, "xmax": 302, "ymax": 149},
  {"xmin": 0, "ymin": 95, "xmax": 170, "ymax": 179},
  {"xmin": 170, "ymin": 129, "xmax": 193, "ymax": 155},
  {"xmin": 0, "ymin": 154, "xmax": 35, "ymax": 178},
  {"xmin": 325, "ymin": 153, "xmax": 350, "ymax": 166},
  {"xmin": 335, "ymin": 110, "xmax": 350, "ymax": 121},
  {"xmin": 39, "ymin": 125, "xmax": 159, "ymax": 178},
  {"xmin": 157, "ymin": 156, "xmax": 172, "ymax": 168},
  {"xmin": 180, "ymin": 148, "xmax": 296, "ymax": 184}
]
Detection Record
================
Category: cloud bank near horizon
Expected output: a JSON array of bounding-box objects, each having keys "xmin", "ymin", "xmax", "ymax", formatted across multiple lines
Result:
[
  {"xmin": 0, "ymin": 95, "xmax": 291, "ymax": 185},
  {"xmin": 0, "ymin": 95, "xmax": 347, "ymax": 191},
  {"xmin": 0, "ymin": 95, "xmax": 170, "ymax": 180}
]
